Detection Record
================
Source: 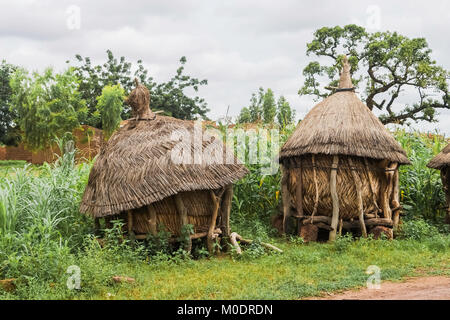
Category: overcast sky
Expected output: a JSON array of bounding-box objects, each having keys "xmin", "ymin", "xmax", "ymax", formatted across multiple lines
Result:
[{"xmin": 1, "ymin": 0, "xmax": 449, "ymax": 135}]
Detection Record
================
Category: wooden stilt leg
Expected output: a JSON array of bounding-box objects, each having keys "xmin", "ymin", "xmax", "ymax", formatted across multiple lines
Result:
[
  {"xmin": 329, "ymin": 155, "xmax": 340, "ymax": 241},
  {"xmin": 281, "ymin": 164, "xmax": 291, "ymax": 234},
  {"xmin": 147, "ymin": 204, "xmax": 157, "ymax": 236},
  {"xmin": 207, "ymin": 188, "xmax": 225, "ymax": 255},
  {"xmin": 174, "ymin": 194, "xmax": 192, "ymax": 253},
  {"xmin": 127, "ymin": 210, "xmax": 135, "ymax": 242}
]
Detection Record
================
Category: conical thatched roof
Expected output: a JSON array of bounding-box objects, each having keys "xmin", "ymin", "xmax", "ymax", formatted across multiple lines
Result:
[
  {"xmin": 280, "ymin": 57, "xmax": 410, "ymax": 164},
  {"xmin": 80, "ymin": 82, "xmax": 248, "ymax": 218},
  {"xmin": 427, "ymin": 144, "xmax": 450, "ymax": 170}
]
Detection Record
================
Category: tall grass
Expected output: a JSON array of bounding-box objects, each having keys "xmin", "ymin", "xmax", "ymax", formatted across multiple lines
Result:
[
  {"xmin": 396, "ymin": 130, "xmax": 447, "ymax": 222},
  {"xmin": 0, "ymin": 145, "xmax": 93, "ymax": 282}
]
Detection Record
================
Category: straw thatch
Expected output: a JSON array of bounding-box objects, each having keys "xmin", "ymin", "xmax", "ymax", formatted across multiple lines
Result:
[
  {"xmin": 427, "ymin": 144, "xmax": 450, "ymax": 170},
  {"xmin": 427, "ymin": 144, "xmax": 450, "ymax": 223},
  {"xmin": 280, "ymin": 57, "xmax": 409, "ymax": 165},
  {"xmin": 80, "ymin": 80, "xmax": 248, "ymax": 244},
  {"xmin": 279, "ymin": 57, "xmax": 409, "ymax": 240}
]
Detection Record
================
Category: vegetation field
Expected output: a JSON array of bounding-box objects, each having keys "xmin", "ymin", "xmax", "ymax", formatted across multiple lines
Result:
[{"xmin": 0, "ymin": 129, "xmax": 449, "ymax": 300}]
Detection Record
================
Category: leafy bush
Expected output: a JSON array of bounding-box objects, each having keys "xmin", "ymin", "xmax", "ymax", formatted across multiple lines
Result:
[
  {"xmin": 397, "ymin": 219, "xmax": 441, "ymax": 240},
  {"xmin": 396, "ymin": 130, "xmax": 447, "ymax": 221}
]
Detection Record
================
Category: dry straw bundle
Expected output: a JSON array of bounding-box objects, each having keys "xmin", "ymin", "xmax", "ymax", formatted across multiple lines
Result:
[{"xmin": 279, "ymin": 56, "xmax": 410, "ymax": 241}]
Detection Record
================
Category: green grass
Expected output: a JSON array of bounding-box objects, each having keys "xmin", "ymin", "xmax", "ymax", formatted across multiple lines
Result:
[{"xmin": 3, "ymin": 236, "xmax": 447, "ymax": 300}]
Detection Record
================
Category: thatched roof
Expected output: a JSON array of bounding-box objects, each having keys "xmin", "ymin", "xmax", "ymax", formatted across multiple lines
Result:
[
  {"xmin": 280, "ymin": 57, "xmax": 410, "ymax": 165},
  {"xmin": 80, "ymin": 81, "xmax": 248, "ymax": 218},
  {"xmin": 427, "ymin": 144, "xmax": 450, "ymax": 170}
]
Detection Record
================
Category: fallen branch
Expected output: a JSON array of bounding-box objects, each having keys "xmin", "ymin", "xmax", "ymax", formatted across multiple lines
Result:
[{"xmin": 230, "ymin": 232, "xmax": 283, "ymax": 254}]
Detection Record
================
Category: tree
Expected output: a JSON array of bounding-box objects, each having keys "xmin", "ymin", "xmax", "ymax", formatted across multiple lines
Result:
[
  {"xmin": 262, "ymin": 88, "xmax": 276, "ymax": 124},
  {"xmin": 0, "ymin": 60, "xmax": 20, "ymax": 146},
  {"xmin": 96, "ymin": 84, "xmax": 125, "ymax": 140},
  {"xmin": 150, "ymin": 56, "xmax": 209, "ymax": 120},
  {"xmin": 70, "ymin": 51, "xmax": 209, "ymax": 124},
  {"xmin": 277, "ymin": 95, "xmax": 295, "ymax": 127},
  {"xmin": 237, "ymin": 106, "xmax": 252, "ymax": 123},
  {"xmin": 299, "ymin": 25, "xmax": 449, "ymax": 125},
  {"xmin": 10, "ymin": 67, "xmax": 87, "ymax": 151}
]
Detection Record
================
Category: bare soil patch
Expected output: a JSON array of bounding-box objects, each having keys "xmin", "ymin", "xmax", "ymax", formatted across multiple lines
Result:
[{"xmin": 310, "ymin": 276, "xmax": 450, "ymax": 300}]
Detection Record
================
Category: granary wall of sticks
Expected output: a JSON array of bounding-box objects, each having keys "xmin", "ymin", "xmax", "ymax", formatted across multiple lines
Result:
[
  {"xmin": 80, "ymin": 80, "xmax": 248, "ymax": 253},
  {"xmin": 427, "ymin": 144, "xmax": 450, "ymax": 224},
  {"xmin": 279, "ymin": 57, "xmax": 411, "ymax": 241}
]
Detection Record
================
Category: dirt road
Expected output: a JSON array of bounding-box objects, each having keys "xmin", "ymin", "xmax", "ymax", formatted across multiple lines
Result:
[{"xmin": 310, "ymin": 276, "xmax": 450, "ymax": 300}]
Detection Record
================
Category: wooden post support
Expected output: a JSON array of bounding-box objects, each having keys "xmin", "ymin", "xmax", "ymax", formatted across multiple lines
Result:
[
  {"xmin": 127, "ymin": 210, "xmax": 135, "ymax": 242},
  {"xmin": 348, "ymin": 158, "xmax": 367, "ymax": 238},
  {"xmin": 329, "ymin": 155, "xmax": 340, "ymax": 241},
  {"xmin": 219, "ymin": 185, "xmax": 233, "ymax": 238},
  {"xmin": 281, "ymin": 164, "xmax": 291, "ymax": 234},
  {"xmin": 207, "ymin": 188, "xmax": 225, "ymax": 255},
  {"xmin": 147, "ymin": 204, "xmax": 157, "ymax": 236},
  {"xmin": 174, "ymin": 193, "xmax": 192, "ymax": 253},
  {"xmin": 94, "ymin": 218, "xmax": 101, "ymax": 235},
  {"xmin": 441, "ymin": 168, "xmax": 450, "ymax": 223},
  {"xmin": 391, "ymin": 167, "xmax": 401, "ymax": 230}
]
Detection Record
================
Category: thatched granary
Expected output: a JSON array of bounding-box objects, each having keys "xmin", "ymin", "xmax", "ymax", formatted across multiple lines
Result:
[
  {"xmin": 80, "ymin": 81, "xmax": 248, "ymax": 253},
  {"xmin": 427, "ymin": 144, "xmax": 450, "ymax": 223},
  {"xmin": 279, "ymin": 57, "xmax": 410, "ymax": 241}
]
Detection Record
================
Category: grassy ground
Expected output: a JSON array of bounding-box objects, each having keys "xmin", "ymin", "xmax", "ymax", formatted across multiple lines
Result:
[
  {"xmin": 0, "ymin": 130, "xmax": 449, "ymax": 300},
  {"xmin": 78, "ymin": 238, "xmax": 449, "ymax": 300}
]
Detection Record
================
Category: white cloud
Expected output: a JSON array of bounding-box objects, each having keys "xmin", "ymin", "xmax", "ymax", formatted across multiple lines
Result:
[{"xmin": 0, "ymin": 0, "xmax": 448, "ymax": 135}]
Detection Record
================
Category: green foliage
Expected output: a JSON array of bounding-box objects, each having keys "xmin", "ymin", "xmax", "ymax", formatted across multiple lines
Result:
[
  {"xmin": 262, "ymin": 88, "xmax": 276, "ymax": 124},
  {"xmin": 397, "ymin": 219, "xmax": 441, "ymax": 241},
  {"xmin": 333, "ymin": 233, "xmax": 354, "ymax": 252},
  {"xmin": 96, "ymin": 84, "xmax": 125, "ymax": 140},
  {"xmin": 0, "ymin": 60, "xmax": 20, "ymax": 146},
  {"xmin": 0, "ymin": 160, "xmax": 27, "ymax": 167},
  {"xmin": 150, "ymin": 56, "xmax": 209, "ymax": 120},
  {"xmin": 277, "ymin": 96, "xmax": 295, "ymax": 128},
  {"xmin": 71, "ymin": 51, "xmax": 209, "ymax": 124},
  {"xmin": 299, "ymin": 24, "xmax": 449, "ymax": 125},
  {"xmin": 238, "ymin": 88, "xmax": 295, "ymax": 126},
  {"xmin": 9, "ymin": 67, "xmax": 87, "ymax": 151},
  {"xmin": 396, "ymin": 130, "xmax": 446, "ymax": 221}
]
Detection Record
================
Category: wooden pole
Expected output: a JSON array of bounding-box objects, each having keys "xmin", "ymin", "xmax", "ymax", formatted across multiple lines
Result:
[
  {"xmin": 127, "ymin": 210, "xmax": 135, "ymax": 242},
  {"xmin": 329, "ymin": 155, "xmax": 340, "ymax": 241},
  {"xmin": 207, "ymin": 188, "xmax": 224, "ymax": 254},
  {"xmin": 441, "ymin": 168, "xmax": 450, "ymax": 222},
  {"xmin": 147, "ymin": 204, "xmax": 157, "ymax": 236},
  {"xmin": 174, "ymin": 193, "xmax": 192, "ymax": 252},
  {"xmin": 281, "ymin": 164, "xmax": 291, "ymax": 234},
  {"xmin": 219, "ymin": 184, "xmax": 233, "ymax": 239},
  {"xmin": 94, "ymin": 217, "xmax": 100, "ymax": 235},
  {"xmin": 348, "ymin": 158, "xmax": 367, "ymax": 238},
  {"xmin": 391, "ymin": 167, "xmax": 401, "ymax": 230},
  {"xmin": 219, "ymin": 185, "xmax": 233, "ymax": 252}
]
